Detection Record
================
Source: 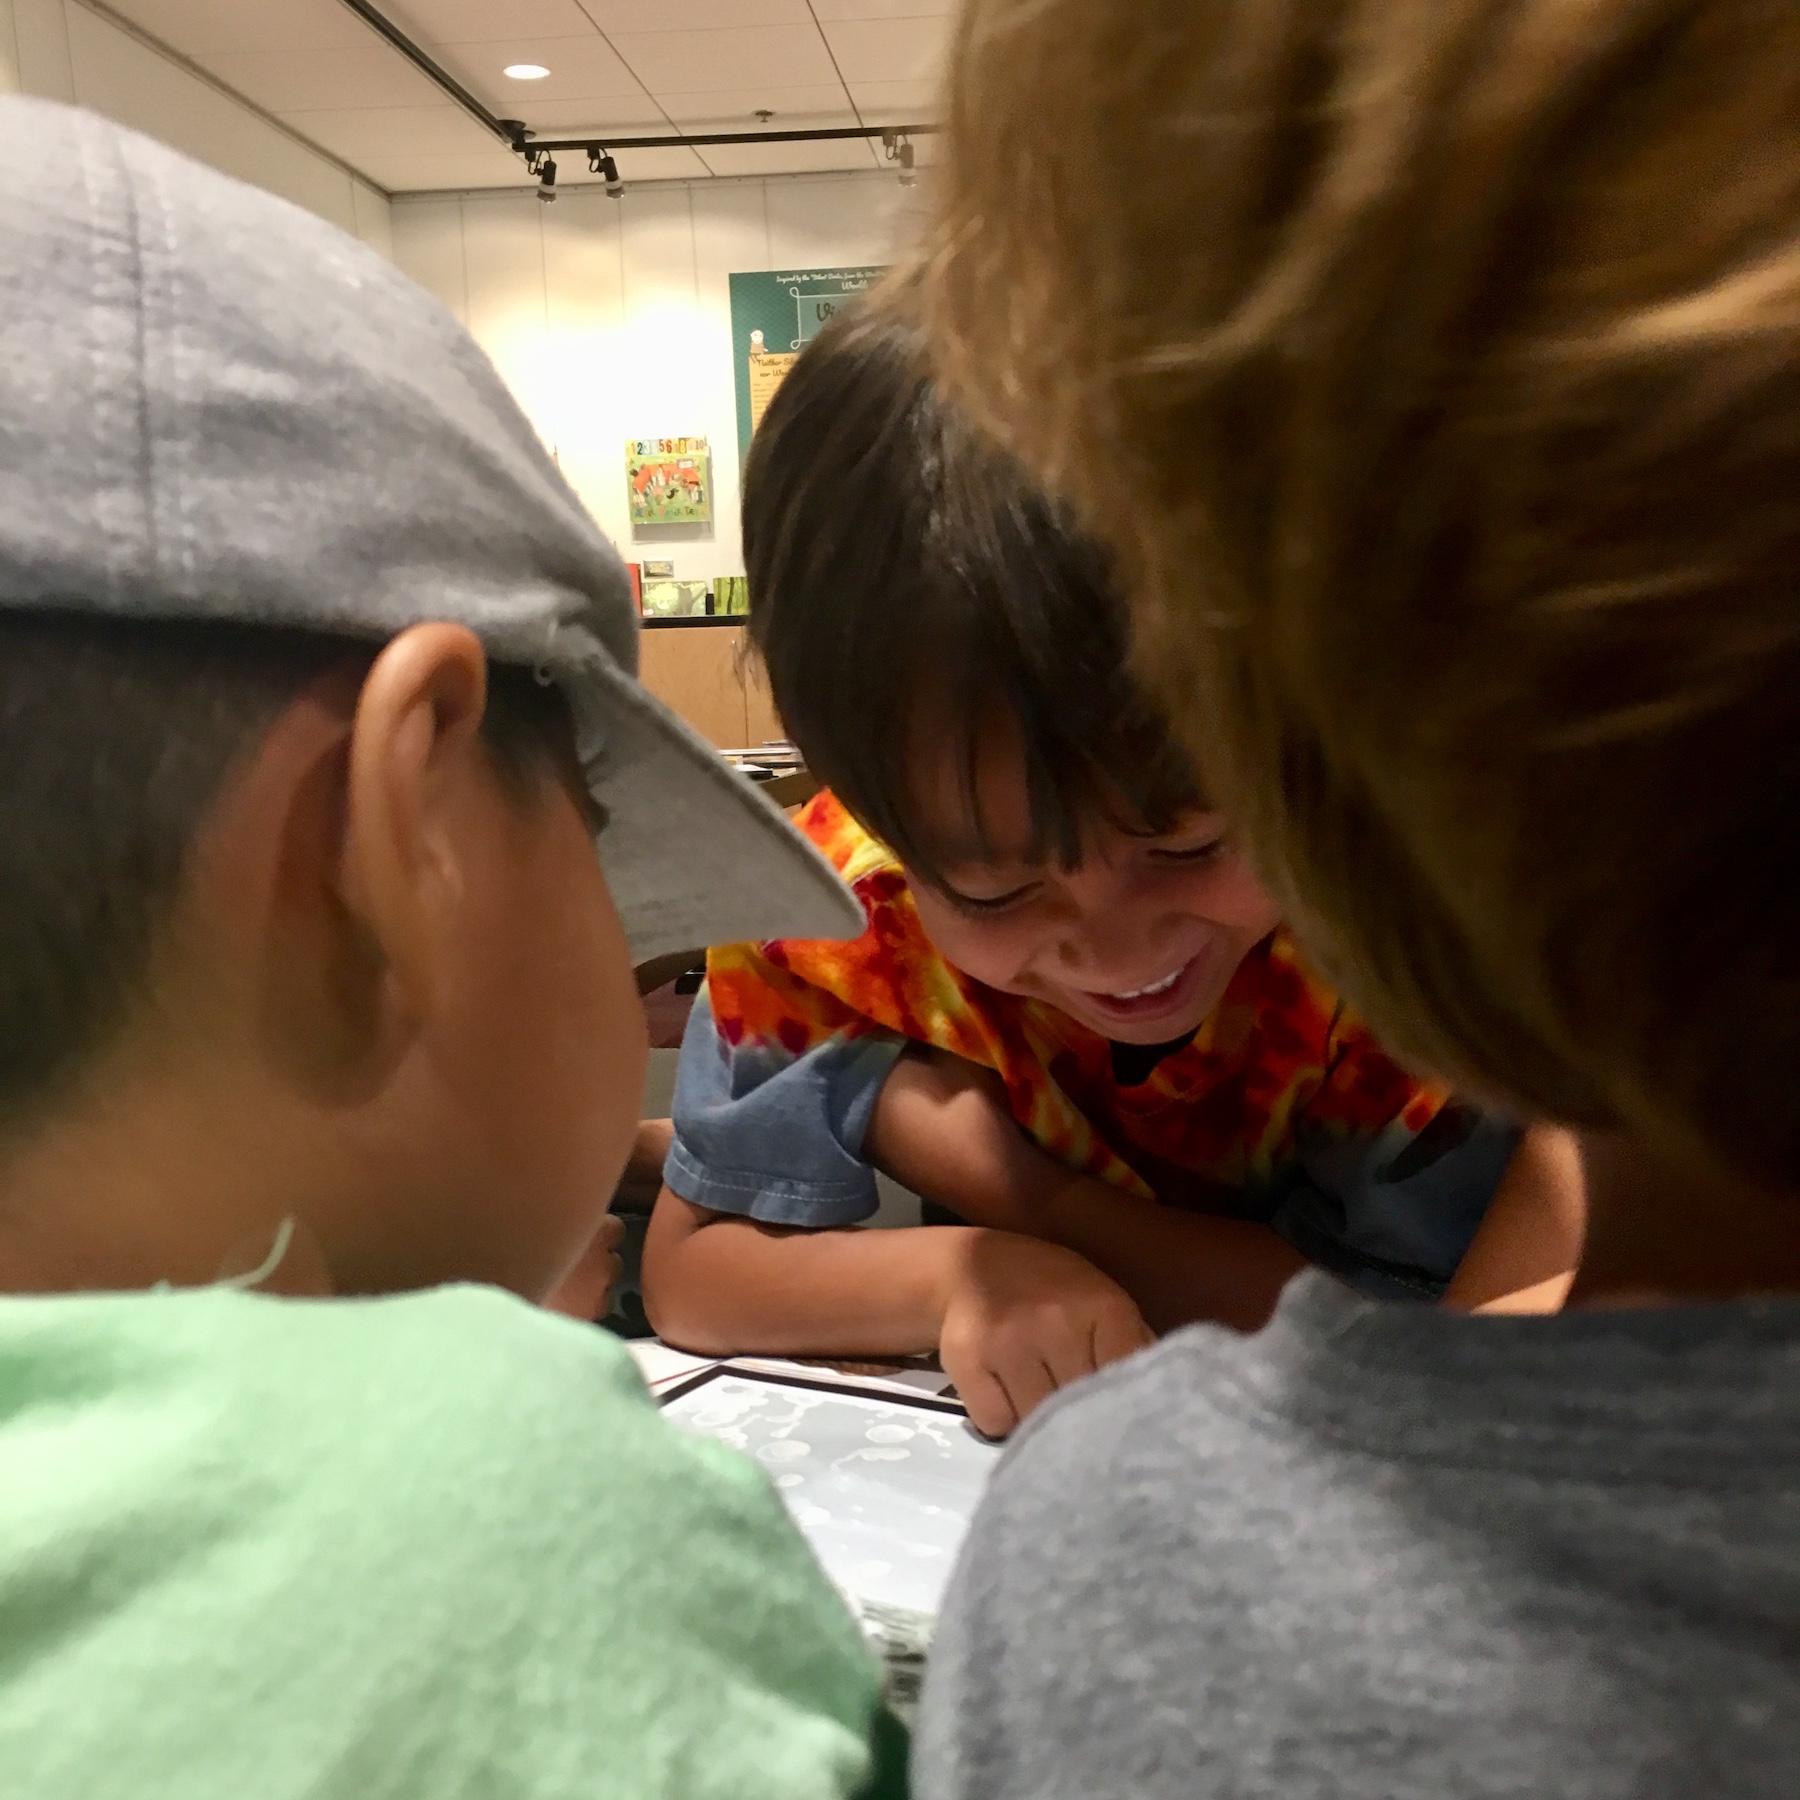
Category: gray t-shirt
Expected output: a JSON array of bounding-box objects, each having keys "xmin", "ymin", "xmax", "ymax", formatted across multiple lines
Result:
[{"xmin": 917, "ymin": 1272, "xmax": 1800, "ymax": 1799}]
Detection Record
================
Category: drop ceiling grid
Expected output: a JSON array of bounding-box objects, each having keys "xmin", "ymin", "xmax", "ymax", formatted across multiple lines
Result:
[{"xmin": 98, "ymin": 0, "xmax": 952, "ymax": 190}]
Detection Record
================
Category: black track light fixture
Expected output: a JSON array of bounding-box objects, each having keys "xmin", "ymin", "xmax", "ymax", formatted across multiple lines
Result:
[
  {"xmin": 882, "ymin": 129, "xmax": 917, "ymax": 187},
  {"xmin": 588, "ymin": 146, "xmax": 625, "ymax": 200}
]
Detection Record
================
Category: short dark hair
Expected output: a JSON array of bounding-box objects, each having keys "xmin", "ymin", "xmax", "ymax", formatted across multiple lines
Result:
[
  {"xmin": 741, "ymin": 296, "xmax": 1200, "ymax": 886},
  {"xmin": 0, "ymin": 611, "xmax": 572, "ymax": 1125}
]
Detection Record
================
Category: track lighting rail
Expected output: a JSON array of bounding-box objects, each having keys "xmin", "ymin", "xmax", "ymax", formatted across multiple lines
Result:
[
  {"xmin": 335, "ymin": 0, "xmax": 942, "ymax": 186},
  {"xmin": 505, "ymin": 123, "xmax": 939, "ymax": 153},
  {"xmin": 336, "ymin": 0, "xmax": 518, "ymax": 146}
]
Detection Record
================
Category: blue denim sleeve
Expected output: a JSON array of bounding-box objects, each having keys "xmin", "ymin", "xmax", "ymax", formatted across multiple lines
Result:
[
  {"xmin": 662, "ymin": 984, "xmax": 911, "ymax": 1228},
  {"xmin": 1263, "ymin": 1105, "xmax": 1523, "ymax": 1302}
]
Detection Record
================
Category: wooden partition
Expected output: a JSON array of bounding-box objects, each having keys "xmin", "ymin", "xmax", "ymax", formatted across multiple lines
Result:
[
  {"xmin": 636, "ymin": 621, "xmax": 789, "ymax": 749},
  {"xmin": 742, "ymin": 645, "xmax": 785, "ymax": 747}
]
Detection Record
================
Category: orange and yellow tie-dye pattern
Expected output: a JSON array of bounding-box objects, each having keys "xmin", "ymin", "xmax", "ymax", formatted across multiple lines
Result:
[{"xmin": 705, "ymin": 791, "xmax": 1448, "ymax": 1210}]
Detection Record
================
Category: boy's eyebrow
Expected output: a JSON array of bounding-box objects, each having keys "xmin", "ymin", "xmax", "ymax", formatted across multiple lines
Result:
[{"xmin": 921, "ymin": 827, "xmax": 1041, "ymax": 873}]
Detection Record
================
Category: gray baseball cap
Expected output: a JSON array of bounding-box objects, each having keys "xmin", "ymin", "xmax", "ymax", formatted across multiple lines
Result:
[{"xmin": 0, "ymin": 96, "xmax": 861, "ymax": 962}]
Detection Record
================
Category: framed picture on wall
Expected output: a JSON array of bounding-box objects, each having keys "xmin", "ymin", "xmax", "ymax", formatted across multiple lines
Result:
[{"xmin": 627, "ymin": 437, "xmax": 713, "ymax": 525}]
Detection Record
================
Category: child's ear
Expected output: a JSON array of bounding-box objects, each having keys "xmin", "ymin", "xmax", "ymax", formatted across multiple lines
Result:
[
  {"xmin": 172, "ymin": 626, "xmax": 488, "ymax": 1100},
  {"xmin": 337, "ymin": 623, "xmax": 491, "ymax": 1020}
]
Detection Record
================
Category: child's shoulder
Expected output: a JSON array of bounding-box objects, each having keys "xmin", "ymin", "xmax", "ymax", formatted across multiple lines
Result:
[
  {"xmin": 0, "ymin": 1285, "xmax": 884, "ymax": 1798},
  {"xmin": 720, "ymin": 789, "xmax": 978, "ymax": 1050},
  {"xmin": 0, "ymin": 1282, "xmax": 781, "ymax": 1533},
  {"xmin": 793, "ymin": 789, "xmax": 905, "ymax": 889}
]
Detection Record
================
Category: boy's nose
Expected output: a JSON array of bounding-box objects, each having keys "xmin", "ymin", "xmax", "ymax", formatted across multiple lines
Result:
[{"xmin": 1050, "ymin": 887, "xmax": 1178, "ymax": 981}]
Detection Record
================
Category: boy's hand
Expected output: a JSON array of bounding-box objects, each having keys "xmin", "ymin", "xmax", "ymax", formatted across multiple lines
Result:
[
  {"xmin": 869, "ymin": 1048, "xmax": 1304, "ymax": 1333},
  {"xmin": 544, "ymin": 1213, "xmax": 627, "ymax": 1321},
  {"xmin": 939, "ymin": 1232, "xmax": 1154, "ymax": 1439},
  {"xmin": 617, "ymin": 1117, "xmax": 675, "ymax": 1212},
  {"xmin": 545, "ymin": 1119, "xmax": 673, "ymax": 1320}
]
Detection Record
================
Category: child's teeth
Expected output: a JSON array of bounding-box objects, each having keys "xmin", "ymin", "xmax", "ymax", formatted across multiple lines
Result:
[{"xmin": 1112, "ymin": 966, "xmax": 1183, "ymax": 1001}]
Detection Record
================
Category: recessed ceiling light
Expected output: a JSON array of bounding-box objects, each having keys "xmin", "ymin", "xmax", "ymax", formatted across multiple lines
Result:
[{"xmin": 504, "ymin": 63, "xmax": 550, "ymax": 80}]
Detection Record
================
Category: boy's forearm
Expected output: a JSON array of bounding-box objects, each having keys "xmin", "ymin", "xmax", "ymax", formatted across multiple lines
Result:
[
  {"xmin": 1026, "ymin": 1179, "xmax": 1305, "ymax": 1333},
  {"xmin": 866, "ymin": 1049, "xmax": 1303, "ymax": 1333},
  {"xmin": 861, "ymin": 1051, "xmax": 1049, "ymax": 1229},
  {"xmin": 641, "ymin": 1185, "xmax": 970, "ymax": 1358}
]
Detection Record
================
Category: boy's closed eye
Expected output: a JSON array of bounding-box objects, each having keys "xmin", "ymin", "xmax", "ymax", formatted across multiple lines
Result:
[
  {"xmin": 935, "ymin": 829, "xmax": 1231, "ymax": 916},
  {"xmin": 1151, "ymin": 835, "xmax": 1228, "ymax": 865},
  {"xmin": 905, "ymin": 795, "xmax": 1281, "ymax": 1047},
  {"xmin": 938, "ymin": 878, "xmax": 1042, "ymax": 917}
]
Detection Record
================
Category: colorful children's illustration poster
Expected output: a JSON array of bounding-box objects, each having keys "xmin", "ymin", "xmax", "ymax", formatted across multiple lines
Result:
[
  {"xmin": 627, "ymin": 437, "xmax": 713, "ymax": 525},
  {"xmin": 729, "ymin": 267, "xmax": 888, "ymax": 464}
]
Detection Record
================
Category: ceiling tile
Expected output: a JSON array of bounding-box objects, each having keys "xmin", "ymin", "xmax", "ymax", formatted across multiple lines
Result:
[
  {"xmin": 433, "ymin": 33, "xmax": 646, "ymax": 104},
  {"xmin": 809, "ymin": 0, "xmax": 955, "ymax": 15},
  {"xmin": 595, "ymin": 143, "xmax": 712, "ymax": 182},
  {"xmin": 102, "ymin": 0, "xmax": 369, "ymax": 57},
  {"xmin": 844, "ymin": 78, "xmax": 939, "ymax": 119},
  {"xmin": 654, "ymin": 84, "xmax": 853, "ymax": 126},
  {"xmin": 607, "ymin": 23, "xmax": 838, "ymax": 93},
  {"xmin": 199, "ymin": 45, "xmax": 447, "ymax": 112},
  {"xmin": 279, "ymin": 103, "xmax": 500, "ymax": 161},
  {"xmin": 577, "ymin": 0, "xmax": 814, "ymax": 26},
  {"xmin": 699, "ymin": 137, "xmax": 882, "ymax": 177},
  {"xmin": 818, "ymin": 15, "xmax": 950, "ymax": 84},
  {"xmin": 387, "ymin": 0, "xmax": 601, "ymax": 40},
  {"xmin": 507, "ymin": 94, "xmax": 673, "ymax": 132}
]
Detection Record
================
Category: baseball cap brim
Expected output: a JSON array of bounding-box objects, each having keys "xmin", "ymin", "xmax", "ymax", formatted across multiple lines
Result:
[
  {"xmin": 0, "ymin": 97, "xmax": 865, "ymax": 967},
  {"xmin": 554, "ymin": 634, "xmax": 865, "ymax": 963}
]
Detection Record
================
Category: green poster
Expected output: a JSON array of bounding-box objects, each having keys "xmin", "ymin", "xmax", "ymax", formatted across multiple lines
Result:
[{"xmin": 728, "ymin": 266, "xmax": 888, "ymax": 465}]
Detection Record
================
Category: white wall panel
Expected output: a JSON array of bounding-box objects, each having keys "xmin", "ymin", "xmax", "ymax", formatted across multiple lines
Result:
[
  {"xmin": 393, "ymin": 169, "xmax": 917, "ymax": 583},
  {"xmin": 460, "ymin": 190, "xmax": 552, "ymax": 483},
  {"xmin": 537, "ymin": 187, "xmax": 627, "ymax": 539},
  {"xmin": 616, "ymin": 188, "xmax": 714, "ymax": 512},
  {"xmin": 390, "ymin": 193, "xmax": 469, "ymax": 324},
  {"xmin": 766, "ymin": 170, "xmax": 912, "ymax": 268},
  {"xmin": 350, "ymin": 175, "xmax": 393, "ymax": 259}
]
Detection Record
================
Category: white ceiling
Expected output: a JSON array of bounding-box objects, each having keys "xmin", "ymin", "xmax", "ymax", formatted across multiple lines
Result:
[{"xmin": 106, "ymin": 0, "xmax": 952, "ymax": 191}]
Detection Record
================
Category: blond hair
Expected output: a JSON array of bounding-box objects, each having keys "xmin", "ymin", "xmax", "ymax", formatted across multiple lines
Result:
[{"xmin": 926, "ymin": 0, "xmax": 1800, "ymax": 1186}]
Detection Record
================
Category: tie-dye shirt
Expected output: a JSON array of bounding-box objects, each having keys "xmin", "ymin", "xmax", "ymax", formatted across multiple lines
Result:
[{"xmin": 666, "ymin": 792, "xmax": 1516, "ymax": 1297}]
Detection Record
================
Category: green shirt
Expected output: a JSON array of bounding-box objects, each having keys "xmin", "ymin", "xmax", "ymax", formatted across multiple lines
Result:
[{"xmin": 0, "ymin": 1283, "xmax": 898, "ymax": 1798}]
